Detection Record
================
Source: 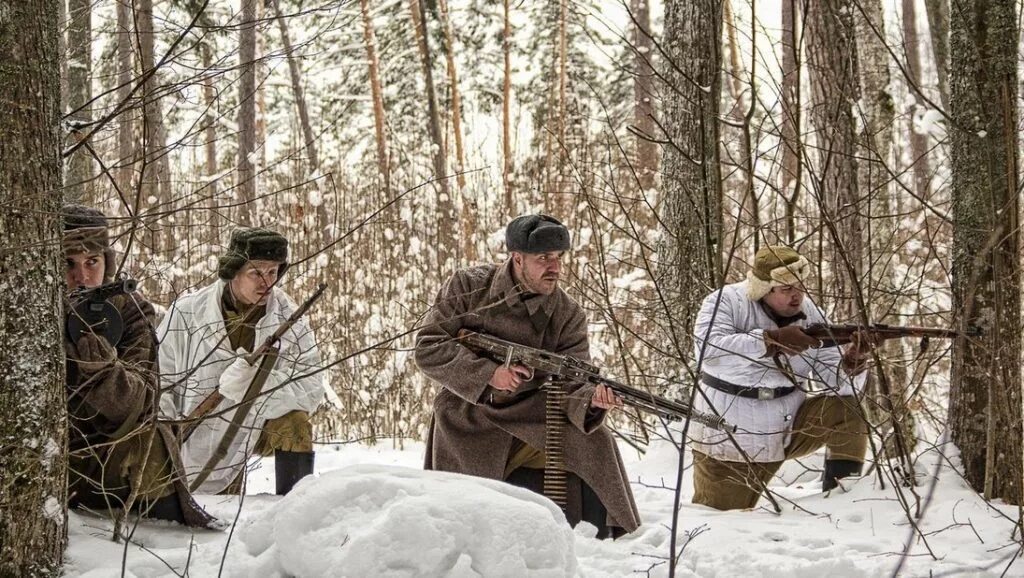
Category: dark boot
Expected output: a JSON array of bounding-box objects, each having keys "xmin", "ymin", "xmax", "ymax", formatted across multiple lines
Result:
[
  {"xmin": 275, "ymin": 450, "xmax": 315, "ymax": 495},
  {"xmin": 822, "ymin": 459, "xmax": 863, "ymax": 491},
  {"xmin": 142, "ymin": 494, "xmax": 186, "ymax": 524}
]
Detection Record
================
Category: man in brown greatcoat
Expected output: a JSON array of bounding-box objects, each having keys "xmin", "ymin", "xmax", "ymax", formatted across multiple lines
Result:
[
  {"xmin": 415, "ymin": 214, "xmax": 640, "ymax": 538},
  {"xmin": 63, "ymin": 204, "xmax": 215, "ymax": 527}
]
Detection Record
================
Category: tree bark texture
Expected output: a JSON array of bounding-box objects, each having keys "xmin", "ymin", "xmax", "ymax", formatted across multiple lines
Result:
[
  {"xmin": 408, "ymin": 0, "xmax": 455, "ymax": 266},
  {"xmin": 806, "ymin": 0, "xmax": 862, "ymax": 321},
  {"xmin": 137, "ymin": 0, "xmax": 172, "ymax": 246},
  {"xmin": 0, "ymin": 0, "xmax": 68, "ymax": 573},
  {"xmin": 236, "ymin": 0, "xmax": 258, "ymax": 226},
  {"xmin": 360, "ymin": 0, "xmax": 390, "ymax": 192},
  {"xmin": 631, "ymin": 0, "xmax": 657, "ymax": 192},
  {"xmin": 924, "ymin": 0, "xmax": 951, "ymax": 112},
  {"xmin": 436, "ymin": 0, "xmax": 477, "ymax": 262},
  {"xmin": 659, "ymin": 0, "xmax": 723, "ymax": 358},
  {"xmin": 948, "ymin": 0, "xmax": 1023, "ymax": 505},
  {"xmin": 779, "ymin": 0, "xmax": 802, "ymax": 244},
  {"xmin": 67, "ymin": 0, "xmax": 93, "ymax": 201},
  {"xmin": 117, "ymin": 0, "xmax": 134, "ymax": 195},
  {"xmin": 502, "ymin": 0, "xmax": 513, "ymax": 215}
]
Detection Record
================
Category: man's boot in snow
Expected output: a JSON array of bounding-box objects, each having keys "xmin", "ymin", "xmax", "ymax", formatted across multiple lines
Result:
[
  {"xmin": 822, "ymin": 459, "xmax": 862, "ymax": 491},
  {"xmin": 275, "ymin": 450, "xmax": 315, "ymax": 495}
]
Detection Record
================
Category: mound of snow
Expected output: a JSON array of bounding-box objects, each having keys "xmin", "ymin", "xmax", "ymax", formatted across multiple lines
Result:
[{"xmin": 230, "ymin": 465, "xmax": 577, "ymax": 578}]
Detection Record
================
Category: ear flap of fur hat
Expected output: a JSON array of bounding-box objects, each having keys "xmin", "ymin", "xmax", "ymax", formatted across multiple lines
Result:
[{"xmin": 745, "ymin": 245, "xmax": 811, "ymax": 301}]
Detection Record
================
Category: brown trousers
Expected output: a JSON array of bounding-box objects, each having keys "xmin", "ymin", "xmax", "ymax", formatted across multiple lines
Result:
[
  {"xmin": 692, "ymin": 396, "xmax": 868, "ymax": 510},
  {"xmin": 220, "ymin": 410, "xmax": 314, "ymax": 494}
]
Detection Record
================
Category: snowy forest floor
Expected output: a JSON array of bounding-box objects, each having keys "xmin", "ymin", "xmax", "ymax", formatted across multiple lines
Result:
[{"xmin": 64, "ymin": 434, "xmax": 1021, "ymax": 577}]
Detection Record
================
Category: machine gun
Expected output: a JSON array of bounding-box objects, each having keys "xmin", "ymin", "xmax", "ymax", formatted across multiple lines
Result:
[
  {"xmin": 803, "ymin": 323, "xmax": 980, "ymax": 348},
  {"xmin": 66, "ymin": 277, "xmax": 138, "ymax": 346},
  {"xmin": 455, "ymin": 330, "xmax": 735, "ymax": 432}
]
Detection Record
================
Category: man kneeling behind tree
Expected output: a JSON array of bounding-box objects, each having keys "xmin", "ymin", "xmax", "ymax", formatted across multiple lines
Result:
[
  {"xmin": 158, "ymin": 228, "xmax": 333, "ymax": 495},
  {"xmin": 63, "ymin": 204, "xmax": 215, "ymax": 527},
  {"xmin": 690, "ymin": 245, "xmax": 875, "ymax": 511}
]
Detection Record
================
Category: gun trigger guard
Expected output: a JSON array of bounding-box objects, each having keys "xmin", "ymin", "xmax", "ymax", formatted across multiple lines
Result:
[{"xmin": 525, "ymin": 367, "xmax": 535, "ymax": 381}]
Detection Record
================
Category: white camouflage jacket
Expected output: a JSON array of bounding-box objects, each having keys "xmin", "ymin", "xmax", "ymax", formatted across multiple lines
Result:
[
  {"xmin": 690, "ymin": 281, "xmax": 866, "ymax": 462},
  {"xmin": 157, "ymin": 280, "xmax": 331, "ymax": 493}
]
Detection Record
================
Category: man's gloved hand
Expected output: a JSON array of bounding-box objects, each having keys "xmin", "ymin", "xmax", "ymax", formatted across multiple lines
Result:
[
  {"xmin": 66, "ymin": 332, "xmax": 118, "ymax": 376},
  {"xmin": 841, "ymin": 330, "xmax": 876, "ymax": 375},
  {"xmin": 219, "ymin": 350, "xmax": 260, "ymax": 402},
  {"xmin": 764, "ymin": 325, "xmax": 822, "ymax": 356}
]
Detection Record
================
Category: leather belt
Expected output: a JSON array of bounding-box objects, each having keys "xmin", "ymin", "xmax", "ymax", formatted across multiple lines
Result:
[{"xmin": 700, "ymin": 373, "xmax": 795, "ymax": 400}]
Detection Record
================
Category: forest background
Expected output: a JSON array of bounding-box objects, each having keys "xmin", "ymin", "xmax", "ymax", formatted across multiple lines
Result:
[{"xmin": 3, "ymin": 0, "xmax": 1024, "ymax": 573}]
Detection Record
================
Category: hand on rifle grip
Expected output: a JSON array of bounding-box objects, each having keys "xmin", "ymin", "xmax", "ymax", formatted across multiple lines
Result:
[
  {"xmin": 489, "ymin": 364, "xmax": 531, "ymax": 392},
  {"xmin": 590, "ymin": 384, "xmax": 623, "ymax": 411},
  {"xmin": 842, "ymin": 330, "xmax": 876, "ymax": 374}
]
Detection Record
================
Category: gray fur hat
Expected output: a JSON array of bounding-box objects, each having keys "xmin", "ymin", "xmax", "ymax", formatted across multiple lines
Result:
[
  {"xmin": 505, "ymin": 214, "xmax": 571, "ymax": 254},
  {"xmin": 217, "ymin": 228, "xmax": 289, "ymax": 280}
]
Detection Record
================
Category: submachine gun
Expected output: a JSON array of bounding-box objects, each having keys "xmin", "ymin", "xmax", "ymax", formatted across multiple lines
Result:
[
  {"xmin": 66, "ymin": 277, "xmax": 138, "ymax": 346},
  {"xmin": 455, "ymin": 330, "xmax": 735, "ymax": 432}
]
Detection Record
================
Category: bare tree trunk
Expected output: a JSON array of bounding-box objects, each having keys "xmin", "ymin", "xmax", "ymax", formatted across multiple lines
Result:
[
  {"xmin": 117, "ymin": 0, "xmax": 134, "ymax": 195},
  {"xmin": 137, "ymin": 0, "xmax": 171, "ymax": 251},
  {"xmin": 924, "ymin": 0, "xmax": 950, "ymax": 112},
  {"xmin": 779, "ymin": 0, "xmax": 802, "ymax": 244},
  {"xmin": 408, "ymin": 0, "xmax": 455, "ymax": 263},
  {"xmin": 237, "ymin": 0, "xmax": 257, "ymax": 226},
  {"xmin": 0, "ymin": 1, "xmax": 68, "ymax": 573},
  {"xmin": 139, "ymin": 0, "xmax": 173, "ymax": 264},
  {"xmin": 436, "ymin": 0, "xmax": 476, "ymax": 262},
  {"xmin": 502, "ymin": 0, "xmax": 513, "ymax": 215},
  {"xmin": 360, "ymin": 0, "xmax": 390, "ymax": 192},
  {"xmin": 949, "ymin": 0, "xmax": 1022, "ymax": 505},
  {"xmin": 723, "ymin": 0, "xmax": 759, "ymax": 252},
  {"xmin": 547, "ymin": 0, "xmax": 570, "ymax": 216},
  {"xmin": 631, "ymin": 0, "xmax": 657, "ymax": 191},
  {"xmin": 902, "ymin": 0, "xmax": 932, "ymax": 200},
  {"xmin": 271, "ymin": 0, "xmax": 318, "ymax": 170},
  {"xmin": 855, "ymin": 0, "xmax": 915, "ymax": 471},
  {"xmin": 659, "ymin": 0, "xmax": 723, "ymax": 359},
  {"xmin": 806, "ymin": 0, "xmax": 861, "ymax": 322},
  {"xmin": 67, "ymin": 0, "xmax": 93, "ymax": 201},
  {"xmin": 201, "ymin": 41, "xmax": 218, "ymax": 195}
]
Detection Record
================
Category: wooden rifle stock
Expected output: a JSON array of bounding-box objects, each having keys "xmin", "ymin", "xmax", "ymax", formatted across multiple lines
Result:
[
  {"xmin": 803, "ymin": 323, "xmax": 981, "ymax": 347},
  {"xmin": 455, "ymin": 329, "xmax": 736, "ymax": 432}
]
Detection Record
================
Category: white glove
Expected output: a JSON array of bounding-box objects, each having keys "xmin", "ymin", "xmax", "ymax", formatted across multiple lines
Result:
[{"xmin": 218, "ymin": 351, "xmax": 260, "ymax": 402}]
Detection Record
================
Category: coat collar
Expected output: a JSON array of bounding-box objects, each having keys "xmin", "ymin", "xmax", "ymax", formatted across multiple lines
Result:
[{"xmin": 487, "ymin": 258, "xmax": 558, "ymax": 318}]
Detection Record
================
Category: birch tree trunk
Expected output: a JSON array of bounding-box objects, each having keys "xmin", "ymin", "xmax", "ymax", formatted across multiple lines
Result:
[
  {"xmin": 806, "ymin": 0, "xmax": 861, "ymax": 321},
  {"xmin": 67, "ymin": 0, "xmax": 93, "ymax": 201},
  {"xmin": 659, "ymin": 0, "xmax": 723, "ymax": 361},
  {"xmin": 237, "ymin": 0, "xmax": 257, "ymax": 226},
  {"xmin": 948, "ymin": 0, "xmax": 1023, "ymax": 505},
  {"xmin": 360, "ymin": 0, "xmax": 390, "ymax": 192},
  {"xmin": 0, "ymin": 1, "xmax": 68, "ymax": 572}
]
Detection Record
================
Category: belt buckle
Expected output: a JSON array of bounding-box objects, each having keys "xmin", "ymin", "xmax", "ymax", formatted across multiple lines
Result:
[{"xmin": 758, "ymin": 388, "xmax": 773, "ymax": 401}]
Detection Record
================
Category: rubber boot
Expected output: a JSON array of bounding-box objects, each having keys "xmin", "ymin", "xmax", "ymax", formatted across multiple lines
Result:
[
  {"xmin": 822, "ymin": 459, "xmax": 863, "ymax": 491},
  {"xmin": 143, "ymin": 494, "xmax": 186, "ymax": 524},
  {"xmin": 275, "ymin": 450, "xmax": 315, "ymax": 495}
]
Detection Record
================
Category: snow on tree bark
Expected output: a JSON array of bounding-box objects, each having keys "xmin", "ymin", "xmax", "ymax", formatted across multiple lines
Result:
[
  {"xmin": 948, "ymin": 0, "xmax": 1023, "ymax": 505},
  {"xmin": 0, "ymin": 0, "xmax": 68, "ymax": 573}
]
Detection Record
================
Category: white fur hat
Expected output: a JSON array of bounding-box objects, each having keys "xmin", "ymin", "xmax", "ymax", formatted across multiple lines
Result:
[{"xmin": 745, "ymin": 245, "xmax": 811, "ymax": 301}]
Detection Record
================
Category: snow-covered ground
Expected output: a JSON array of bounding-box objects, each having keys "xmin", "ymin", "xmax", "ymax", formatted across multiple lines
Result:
[{"xmin": 64, "ymin": 434, "xmax": 1021, "ymax": 577}]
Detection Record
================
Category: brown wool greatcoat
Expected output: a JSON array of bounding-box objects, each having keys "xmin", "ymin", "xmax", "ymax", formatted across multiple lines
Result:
[
  {"xmin": 67, "ymin": 290, "xmax": 215, "ymax": 528},
  {"xmin": 415, "ymin": 260, "xmax": 641, "ymax": 532}
]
